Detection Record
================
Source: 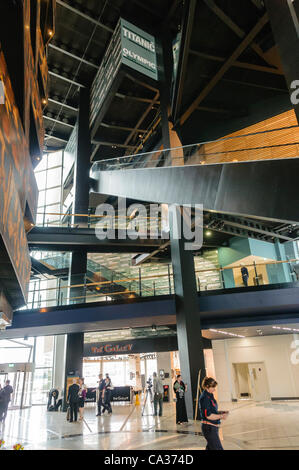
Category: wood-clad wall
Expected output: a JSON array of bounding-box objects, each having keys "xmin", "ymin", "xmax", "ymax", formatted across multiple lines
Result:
[
  {"xmin": 189, "ymin": 109, "xmax": 299, "ymax": 164},
  {"xmin": 0, "ymin": 0, "xmax": 55, "ymax": 313}
]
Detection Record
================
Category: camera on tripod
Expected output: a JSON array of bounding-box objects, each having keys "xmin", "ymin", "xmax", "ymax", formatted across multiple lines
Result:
[{"xmin": 146, "ymin": 377, "xmax": 153, "ymax": 390}]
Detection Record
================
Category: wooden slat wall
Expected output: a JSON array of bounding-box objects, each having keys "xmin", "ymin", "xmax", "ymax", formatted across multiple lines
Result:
[{"xmin": 190, "ymin": 110, "xmax": 299, "ymax": 164}]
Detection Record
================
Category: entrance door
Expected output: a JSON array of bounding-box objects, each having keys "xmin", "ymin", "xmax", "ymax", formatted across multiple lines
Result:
[
  {"xmin": 248, "ymin": 362, "xmax": 270, "ymax": 402},
  {"xmin": 0, "ymin": 364, "xmax": 33, "ymax": 408}
]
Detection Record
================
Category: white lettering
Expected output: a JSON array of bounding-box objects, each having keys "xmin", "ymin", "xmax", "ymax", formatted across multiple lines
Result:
[{"xmin": 290, "ymin": 79, "xmax": 299, "ymax": 105}]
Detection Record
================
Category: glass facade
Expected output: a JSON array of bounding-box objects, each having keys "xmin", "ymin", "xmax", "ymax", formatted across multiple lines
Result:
[{"xmin": 0, "ymin": 336, "xmax": 55, "ymax": 406}]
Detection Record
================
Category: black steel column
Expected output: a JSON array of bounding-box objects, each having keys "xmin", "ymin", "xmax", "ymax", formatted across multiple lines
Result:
[
  {"xmin": 169, "ymin": 206, "xmax": 206, "ymax": 419},
  {"xmin": 159, "ymin": 31, "xmax": 174, "ymax": 150},
  {"xmin": 266, "ymin": 0, "xmax": 299, "ymax": 122},
  {"xmin": 63, "ymin": 333, "xmax": 84, "ymax": 411},
  {"xmin": 69, "ymin": 86, "xmax": 91, "ymax": 303},
  {"xmin": 73, "ymin": 86, "xmax": 92, "ymax": 225},
  {"xmin": 63, "ymin": 88, "xmax": 91, "ymax": 409}
]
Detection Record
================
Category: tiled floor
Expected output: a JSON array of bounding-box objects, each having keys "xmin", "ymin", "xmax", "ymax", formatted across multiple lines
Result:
[{"xmin": 1, "ymin": 400, "xmax": 299, "ymax": 450}]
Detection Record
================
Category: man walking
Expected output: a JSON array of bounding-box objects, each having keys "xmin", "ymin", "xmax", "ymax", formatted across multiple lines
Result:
[
  {"xmin": 67, "ymin": 378, "xmax": 79, "ymax": 423},
  {"xmin": 153, "ymin": 372, "xmax": 164, "ymax": 417},
  {"xmin": 0, "ymin": 380, "xmax": 13, "ymax": 422},
  {"xmin": 96, "ymin": 373, "xmax": 105, "ymax": 416}
]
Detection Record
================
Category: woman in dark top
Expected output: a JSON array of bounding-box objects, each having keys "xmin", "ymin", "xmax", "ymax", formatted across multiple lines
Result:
[
  {"xmin": 173, "ymin": 375, "xmax": 188, "ymax": 425},
  {"xmin": 199, "ymin": 377, "xmax": 229, "ymax": 450}
]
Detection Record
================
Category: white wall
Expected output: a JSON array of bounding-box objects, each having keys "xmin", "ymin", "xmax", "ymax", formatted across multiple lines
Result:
[
  {"xmin": 52, "ymin": 334, "xmax": 67, "ymax": 394},
  {"xmin": 212, "ymin": 334, "xmax": 299, "ymax": 402},
  {"xmin": 157, "ymin": 352, "xmax": 172, "ymax": 389}
]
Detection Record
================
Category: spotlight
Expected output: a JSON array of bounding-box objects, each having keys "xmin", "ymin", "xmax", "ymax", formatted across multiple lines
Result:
[
  {"xmin": 48, "ymin": 30, "xmax": 53, "ymax": 37},
  {"xmin": 206, "ymin": 230, "xmax": 212, "ymax": 236}
]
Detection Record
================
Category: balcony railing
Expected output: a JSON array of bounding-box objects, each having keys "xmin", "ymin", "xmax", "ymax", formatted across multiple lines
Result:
[
  {"xmin": 91, "ymin": 125, "xmax": 299, "ymax": 172},
  {"xmin": 23, "ymin": 257, "xmax": 299, "ymax": 310}
]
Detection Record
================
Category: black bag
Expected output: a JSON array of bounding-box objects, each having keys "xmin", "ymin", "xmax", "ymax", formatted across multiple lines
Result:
[{"xmin": 66, "ymin": 406, "xmax": 70, "ymax": 421}]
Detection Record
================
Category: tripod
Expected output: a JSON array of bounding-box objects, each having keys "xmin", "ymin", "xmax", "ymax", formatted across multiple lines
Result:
[{"xmin": 141, "ymin": 386, "xmax": 154, "ymax": 416}]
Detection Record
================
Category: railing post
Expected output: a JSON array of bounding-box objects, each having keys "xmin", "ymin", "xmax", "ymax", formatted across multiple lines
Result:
[
  {"xmin": 153, "ymin": 281, "xmax": 156, "ymax": 296},
  {"xmin": 83, "ymin": 273, "xmax": 87, "ymax": 302},
  {"xmin": 168, "ymin": 264, "xmax": 172, "ymax": 294},
  {"xmin": 220, "ymin": 267, "xmax": 225, "ymax": 289},
  {"xmin": 197, "ymin": 276, "xmax": 201, "ymax": 291},
  {"xmin": 139, "ymin": 268, "xmax": 142, "ymax": 296},
  {"xmin": 87, "ymin": 208, "xmax": 91, "ymax": 228},
  {"xmin": 253, "ymin": 261, "xmax": 259, "ymax": 286},
  {"xmin": 57, "ymin": 277, "xmax": 61, "ymax": 306}
]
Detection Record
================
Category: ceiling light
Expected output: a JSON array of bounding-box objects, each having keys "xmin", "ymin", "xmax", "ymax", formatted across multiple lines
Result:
[
  {"xmin": 206, "ymin": 230, "xmax": 212, "ymax": 236},
  {"xmin": 209, "ymin": 328, "xmax": 245, "ymax": 338},
  {"xmin": 48, "ymin": 30, "xmax": 53, "ymax": 37}
]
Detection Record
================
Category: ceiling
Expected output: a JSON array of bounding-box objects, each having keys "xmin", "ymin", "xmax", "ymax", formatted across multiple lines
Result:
[
  {"xmin": 44, "ymin": 0, "xmax": 291, "ymax": 158},
  {"xmin": 84, "ymin": 322, "xmax": 299, "ymax": 344}
]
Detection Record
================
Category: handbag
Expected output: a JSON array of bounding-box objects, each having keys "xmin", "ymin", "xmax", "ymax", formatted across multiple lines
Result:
[{"xmin": 66, "ymin": 406, "xmax": 70, "ymax": 421}]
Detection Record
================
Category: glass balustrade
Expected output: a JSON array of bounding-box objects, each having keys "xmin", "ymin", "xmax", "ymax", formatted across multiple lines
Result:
[{"xmin": 22, "ymin": 258, "xmax": 299, "ymax": 310}]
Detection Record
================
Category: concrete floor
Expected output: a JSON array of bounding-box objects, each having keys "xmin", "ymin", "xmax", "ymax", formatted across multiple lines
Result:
[{"xmin": 1, "ymin": 400, "xmax": 299, "ymax": 450}]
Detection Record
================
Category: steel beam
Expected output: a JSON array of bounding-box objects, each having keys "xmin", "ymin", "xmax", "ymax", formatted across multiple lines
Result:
[
  {"xmin": 49, "ymin": 70, "xmax": 85, "ymax": 88},
  {"xmin": 45, "ymin": 133, "xmax": 68, "ymax": 143},
  {"xmin": 91, "ymin": 140, "xmax": 136, "ymax": 149},
  {"xmin": 172, "ymin": 0, "xmax": 197, "ymax": 121},
  {"xmin": 48, "ymin": 98, "xmax": 78, "ymax": 112},
  {"xmin": 189, "ymin": 49, "xmax": 283, "ymax": 75},
  {"xmin": 203, "ymin": 0, "xmax": 273, "ymax": 66},
  {"xmin": 43, "ymin": 115, "xmax": 75, "ymax": 128},
  {"xmin": 180, "ymin": 14, "xmax": 269, "ymax": 125},
  {"xmin": 48, "ymin": 43, "xmax": 99, "ymax": 69},
  {"xmin": 56, "ymin": 0, "xmax": 113, "ymax": 33}
]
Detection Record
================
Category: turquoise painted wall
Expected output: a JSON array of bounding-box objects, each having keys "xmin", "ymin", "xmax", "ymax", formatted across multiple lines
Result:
[
  {"xmin": 218, "ymin": 237, "xmax": 292, "ymax": 285},
  {"xmin": 222, "ymin": 268, "xmax": 235, "ymax": 288},
  {"xmin": 218, "ymin": 238, "xmax": 251, "ymax": 267}
]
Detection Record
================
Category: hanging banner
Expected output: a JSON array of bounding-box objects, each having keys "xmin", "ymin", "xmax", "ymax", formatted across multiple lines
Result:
[{"xmin": 120, "ymin": 18, "xmax": 158, "ymax": 81}]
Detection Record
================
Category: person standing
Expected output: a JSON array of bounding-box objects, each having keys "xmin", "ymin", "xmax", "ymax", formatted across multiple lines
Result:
[
  {"xmin": 0, "ymin": 380, "xmax": 13, "ymax": 422},
  {"xmin": 67, "ymin": 378, "xmax": 80, "ymax": 423},
  {"xmin": 102, "ymin": 374, "xmax": 113, "ymax": 415},
  {"xmin": 153, "ymin": 372, "xmax": 164, "ymax": 417},
  {"xmin": 241, "ymin": 264, "xmax": 249, "ymax": 287},
  {"xmin": 78, "ymin": 378, "xmax": 87, "ymax": 421},
  {"xmin": 96, "ymin": 373, "xmax": 105, "ymax": 417},
  {"xmin": 199, "ymin": 377, "xmax": 229, "ymax": 450},
  {"xmin": 173, "ymin": 375, "xmax": 188, "ymax": 425}
]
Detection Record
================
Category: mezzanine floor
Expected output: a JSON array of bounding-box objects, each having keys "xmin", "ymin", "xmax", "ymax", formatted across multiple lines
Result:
[{"xmin": 1, "ymin": 400, "xmax": 299, "ymax": 450}]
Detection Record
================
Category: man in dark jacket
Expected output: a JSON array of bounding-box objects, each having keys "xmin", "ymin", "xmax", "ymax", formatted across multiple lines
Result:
[
  {"xmin": 96, "ymin": 373, "xmax": 105, "ymax": 416},
  {"xmin": 241, "ymin": 265, "xmax": 249, "ymax": 287},
  {"xmin": 67, "ymin": 379, "xmax": 79, "ymax": 422},
  {"xmin": 0, "ymin": 380, "xmax": 13, "ymax": 422}
]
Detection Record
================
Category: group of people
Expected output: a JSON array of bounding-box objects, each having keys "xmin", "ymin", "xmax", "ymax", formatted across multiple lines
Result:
[
  {"xmin": 66, "ymin": 370, "xmax": 227, "ymax": 450},
  {"xmin": 67, "ymin": 377, "xmax": 88, "ymax": 423},
  {"xmin": 0, "ymin": 380, "xmax": 13, "ymax": 423},
  {"xmin": 96, "ymin": 373, "xmax": 114, "ymax": 417}
]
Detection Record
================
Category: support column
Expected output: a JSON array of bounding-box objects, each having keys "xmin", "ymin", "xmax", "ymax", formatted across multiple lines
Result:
[
  {"xmin": 69, "ymin": 86, "xmax": 91, "ymax": 303},
  {"xmin": 159, "ymin": 32, "xmax": 183, "ymax": 166},
  {"xmin": 63, "ymin": 332, "xmax": 84, "ymax": 411},
  {"xmin": 169, "ymin": 206, "xmax": 206, "ymax": 419},
  {"xmin": 73, "ymin": 86, "xmax": 92, "ymax": 225},
  {"xmin": 265, "ymin": 0, "xmax": 299, "ymax": 122}
]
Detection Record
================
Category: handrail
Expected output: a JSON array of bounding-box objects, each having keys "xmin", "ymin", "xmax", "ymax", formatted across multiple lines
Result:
[
  {"xmin": 27, "ymin": 257, "xmax": 299, "ymax": 295},
  {"xmin": 91, "ymin": 124, "xmax": 299, "ymax": 170}
]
